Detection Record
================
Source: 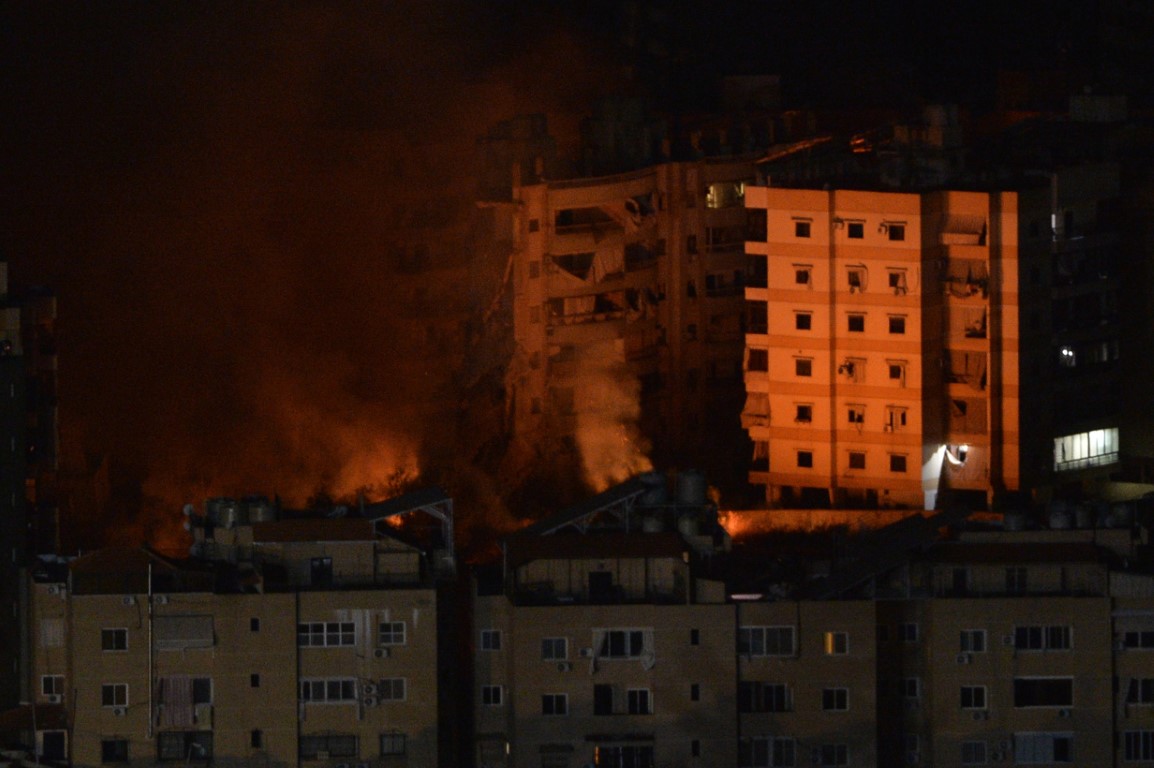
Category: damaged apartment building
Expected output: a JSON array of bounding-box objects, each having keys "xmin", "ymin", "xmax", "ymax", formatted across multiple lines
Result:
[
  {"xmin": 504, "ymin": 155, "xmax": 761, "ymax": 490},
  {"xmin": 741, "ymin": 102, "xmax": 1131, "ymax": 509}
]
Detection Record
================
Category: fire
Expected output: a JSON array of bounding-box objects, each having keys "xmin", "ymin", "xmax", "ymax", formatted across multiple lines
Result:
[{"xmin": 719, "ymin": 508, "xmax": 933, "ymax": 539}]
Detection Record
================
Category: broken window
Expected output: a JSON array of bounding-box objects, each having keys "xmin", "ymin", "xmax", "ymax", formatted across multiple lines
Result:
[
  {"xmin": 949, "ymin": 398, "xmax": 987, "ymax": 434},
  {"xmin": 947, "ymin": 351, "xmax": 987, "ymax": 390}
]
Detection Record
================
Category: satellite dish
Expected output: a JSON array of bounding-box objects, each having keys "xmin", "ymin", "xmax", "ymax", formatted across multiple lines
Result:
[{"xmin": 182, "ymin": 504, "xmax": 195, "ymax": 516}]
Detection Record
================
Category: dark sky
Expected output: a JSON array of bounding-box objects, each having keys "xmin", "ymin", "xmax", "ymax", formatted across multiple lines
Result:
[{"xmin": 0, "ymin": 1, "xmax": 1108, "ymax": 545}]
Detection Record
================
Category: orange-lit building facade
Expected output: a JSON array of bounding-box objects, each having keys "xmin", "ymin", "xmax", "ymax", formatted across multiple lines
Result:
[
  {"xmin": 743, "ymin": 164, "xmax": 1122, "ymax": 508},
  {"xmin": 505, "ymin": 157, "xmax": 759, "ymax": 490}
]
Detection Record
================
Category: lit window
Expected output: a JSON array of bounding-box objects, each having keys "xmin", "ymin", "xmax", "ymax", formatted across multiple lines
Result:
[
  {"xmin": 824, "ymin": 632, "xmax": 849, "ymax": 655},
  {"xmin": 1053, "ymin": 428, "xmax": 1119, "ymax": 471}
]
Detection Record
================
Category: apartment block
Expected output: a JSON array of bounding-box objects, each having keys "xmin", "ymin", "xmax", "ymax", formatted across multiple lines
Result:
[
  {"xmin": 743, "ymin": 162, "xmax": 1122, "ymax": 508},
  {"xmin": 473, "ymin": 472, "xmax": 738, "ymax": 768},
  {"xmin": 505, "ymin": 157, "xmax": 760, "ymax": 490},
  {"xmin": 25, "ymin": 489, "xmax": 456, "ymax": 768}
]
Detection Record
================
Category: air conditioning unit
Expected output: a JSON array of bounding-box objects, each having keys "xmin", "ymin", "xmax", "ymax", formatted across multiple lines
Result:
[
  {"xmin": 121, "ymin": 596, "xmax": 136, "ymax": 606},
  {"xmin": 112, "ymin": 706, "xmax": 127, "ymax": 717},
  {"xmin": 46, "ymin": 694, "xmax": 61, "ymax": 704},
  {"xmin": 1002, "ymin": 634, "xmax": 1014, "ymax": 646},
  {"xmin": 363, "ymin": 683, "xmax": 378, "ymax": 697},
  {"xmin": 557, "ymin": 661, "xmax": 573, "ymax": 672},
  {"xmin": 991, "ymin": 751, "xmax": 1004, "ymax": 762},
  {"xmin": 47, "ymin": 585, "xmax": 62, "ymax": 596},
  {"xmin": 1058, "ymin": 708, "xmax": 1071, "ymax": 718},
  {"xmin": 579, "ymin": 647, "xmax": 594, "ymax": 658},
  {"xmin": 1115, "ymin": 638, "xmax": 1127, "ymax": 652},
  {"xmin": 374, "ymin": 647, "xmax": 390, "ymax": 659},
  {"xmin": 154, "ymin": 595, "xmax": 169, "ymax": 605},
  {"xmin": 193, "ymin": 704, "xmax": 212, "ymax": 727},
  {"xmin": 363, "ymin": 697, "xmax": 378, "ymax": 709},
  {"xmin": 956, "ymin": 653, "xmax": 971, "ymax": 664}
]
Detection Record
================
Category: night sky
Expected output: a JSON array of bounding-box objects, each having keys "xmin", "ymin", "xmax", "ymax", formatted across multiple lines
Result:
[{"xmin": 0, "ymin": 1, "xmax": 1119, "ymax": 547}]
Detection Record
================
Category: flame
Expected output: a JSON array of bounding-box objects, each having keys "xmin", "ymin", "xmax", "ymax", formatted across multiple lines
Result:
[{"xmin": 719, "ymin": 508, "xmax": 933, "ymax": 539}]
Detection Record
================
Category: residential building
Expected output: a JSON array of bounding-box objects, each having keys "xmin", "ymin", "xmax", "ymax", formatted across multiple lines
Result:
[
  {"xmin": 473, "ymin": 471, "xmax": 738, "ymax": 768},
  {"xmin": 504, "ymin": 157, "xmax": 761, "ymax": 493},
  {"xmin": 24, "ymin": 488, "xmax": 457, "ymax": 768},
  {"xmin": 742, "ymin": 162, "xmax": 1122, "ymax": 508}
]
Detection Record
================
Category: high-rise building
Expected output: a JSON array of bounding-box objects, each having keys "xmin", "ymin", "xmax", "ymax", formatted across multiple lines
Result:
[
  {"xmin": 505, "ymin": 157, "xmax": 760, "ymax": 494},
  {"xmin": 741, "ymin": 162, "xmax": 1123, "ymax": 509}
]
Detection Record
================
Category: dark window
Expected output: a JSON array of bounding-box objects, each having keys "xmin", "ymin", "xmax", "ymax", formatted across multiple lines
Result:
[
  {"xmin": 250, "ymin": 674, "xmax": 260, "ymax": 688},
  {"xmin": 250, "ymin": 730, "xmax": 263, "ymax": 749},
  {"xmin": 192, "ymin": 678, "xmax": 212, "ymax": 705},
  {"xmin": 797, "ymin": 451, "xmax": 813, "ymax": 468},
  {"xmin": 739, "ymin": 682, "xmax": 792, "ymax": 713},
  {"xmin": 748, "ymin": 349, "xmax": 769, "ymax": 371},
  {"xmin": 1007, "ymin": 568, "xmax": 1029, "ymax": 595},
  {"xmin": 690, "ymin": 629, "xmax": 700, "ymax": 646},
  {"xmin": 102, "ymin": 628, "xmax": 127, "ymax": 652},
  {"xmin": 889, "ymin": 364, "xmax": 904, "ymax": 380},
  {"xmin": 795, "ymin": 313, "xmax": 812, "ymax": 330},
  {"xmin": 249, "ymin": 618, "xmax": 260, "ymax": 632},
  {"xmin": 594, "ymin": 684, "xmax": 614, "ymax": 715},
  {"xmin": 795, "ymin": 268, "xmax": 811, "ymax": 286},
  {"xmin": 542, "ymin": 693, "xmax": 568, "ymax": 715},
  {"xmin": 796, "ymin": 404, "xmax": 813, "ymax": 423},
  {"xmin": 589, "ymin": 571, "xmax": 615, "ymax": 601},
  {"xmin": 889, "ymin": 316, "xmax": 906, "ymax": 334},
  {"xmin": 102, "ymin": 739, "xmax": 129, "ymax": 764},
  {"xmin": 890, "ymin": 455, "xmax": 907, "ymax": 473},
  {"xmin": 690, "ymin": 684, "xmax": 700, "ymax": 701},
  {"xmin": 795, "ymin": 221, "xmax": 811, "ymax": 238},
  {"xmin": 848, "ymin": 452, "xmax": 866, "ymax": 470},
  {"xmin": 1124, "ymin": 631, "xmax": 1154, "ymax": 649},
  {"xmin": 847, "ymin": 222, "xmax": 864, "ymax": 239},
  {"xmin": 309, "ymin": 557, "xmax": 333, "ymax": 587},
  {"xmin": 795, "ymin": 359, "xmax": 812, "ymax": 377},
  {"xmin": 528, "ymin": 218, "xmax": 540, "ymax": 233},
  {"xmin": 961, "ymin": 686, "xmax": 987, "ymax": 709},
  {"xmin": 848, "ymin": 314, "xmax": 865, "ymax": 332},
  {"xmin": 1013, "ymin": 677, "xmax": 1073, "ymax": 707},
  {"xmin": 746, "ymin": 209, "xmax": 768, "ymax": 241},
  {"xmin": 38, "ymin": 733, "xmax": 64, "ymax": 762},
  {"xmin": 822, "ymin": 688, "xmax": 848, "ymax": 711},
  {"xmin": 888, "ymin": 224, "xmax": 905, "ymax": 241},
  {"xmin": 627, "ymin": 689, "xmax": 652, "ymax": 715}
]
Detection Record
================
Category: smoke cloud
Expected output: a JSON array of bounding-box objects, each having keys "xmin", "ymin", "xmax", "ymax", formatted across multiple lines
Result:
[
  {"xmin": 572, "ymin": 340, "xmax": 653, "ymax": 492},
  {"xmin": 3, "ymin": 3, "xmax": 631, "ymax": 553}
]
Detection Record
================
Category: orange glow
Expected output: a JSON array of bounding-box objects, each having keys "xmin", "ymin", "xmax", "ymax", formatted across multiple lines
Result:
[
  {"xmin": 719, "ymin": 508, "xmax": 933, "ymax": 539},
  {"xmin": 572, "ymin": 340, "xmax": 653, "ymax": 492}
]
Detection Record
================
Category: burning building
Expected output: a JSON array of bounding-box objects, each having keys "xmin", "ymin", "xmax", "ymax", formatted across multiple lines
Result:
[{"xmin": 502, "ymin": 156, "xmax": 762, "ymax": 497}]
